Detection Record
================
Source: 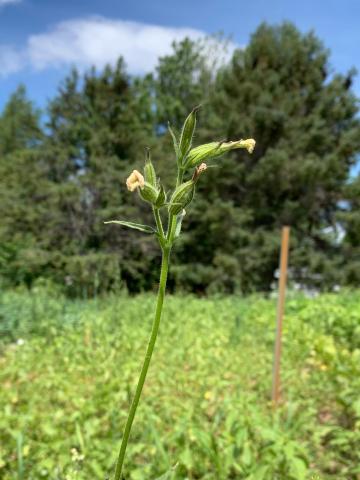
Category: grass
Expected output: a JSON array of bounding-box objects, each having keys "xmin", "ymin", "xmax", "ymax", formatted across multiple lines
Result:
[{"xmin": 0, "ymin": 286, "xmax": 359, "ymax": 479}]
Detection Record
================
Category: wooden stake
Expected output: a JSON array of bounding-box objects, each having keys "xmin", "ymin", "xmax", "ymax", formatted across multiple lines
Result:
[{"xmin": 272, "ymin": 226, "xmax": 290, "ymax": 407}]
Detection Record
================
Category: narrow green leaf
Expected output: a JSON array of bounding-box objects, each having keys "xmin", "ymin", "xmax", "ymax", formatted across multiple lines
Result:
[
  {"xmin": 167, "ymin": 122, "xmax": 179, "ymax": 157},
  {"xmin": 17, "ymin": 432, "xmax": 24, "ymax": 480},
  {"xmin": 104, "ymin": 220, "xmax": 156, "ymax": 234},
  {"xmin": 75, "ymin": 422, "xmax": 86, "ymax": 454},
  {"xmin": 178, "ymin": 105, "xmax": 200, "ymax": 163}
]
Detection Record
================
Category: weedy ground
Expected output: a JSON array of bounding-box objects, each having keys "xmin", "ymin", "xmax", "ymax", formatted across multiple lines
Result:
[{"xmin": 0, "ymin": 286, "xmax": 359, "ymax": 479}]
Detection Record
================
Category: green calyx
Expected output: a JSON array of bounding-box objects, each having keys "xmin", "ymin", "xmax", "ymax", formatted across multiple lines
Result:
[
  {"xmin": 139, "ymin": 182, "xmax": 166, "ymax": 208},
  {"xmin": 139, "ymin": 182, "xmax": 159, "ymax": 204},
  {"xmin": 168, "ymin": 180, "xmax": 195, "ymax": 215},
  {"xmin": 144, "ymin": 149, "xmax": 157, "ymax": 187},
  {"xmin": 184, "ymin": 139, "xmax": 256, "ymax": 169}
]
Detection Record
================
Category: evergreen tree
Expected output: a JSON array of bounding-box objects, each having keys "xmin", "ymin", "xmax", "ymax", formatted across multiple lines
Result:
[
  {"xmin": 154, "ymin": 37, "xmax": 215, "ymax": 130},
  {"xmin": 0, "ymin": 85, "xmax": 43, "ymax": 156},
  {"xmin": 0, "ymin": 86, "xmax": 47, "ymax": 285},
  {"xmin": 174, "ymin": 23, "xmax": 360, "ymax": 292},
  {"xmin": 38, "ymin": 61, "xmax": 158, "ymax": 294},
  {"xmin": 340, "ymin": 175, "xmax": 360, "ymax": 284}
]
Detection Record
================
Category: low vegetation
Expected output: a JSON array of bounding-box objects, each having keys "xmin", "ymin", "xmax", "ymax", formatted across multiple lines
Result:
[{"xmin": 0, "ymin": 286, "xmax": 359, "ymax": 479}]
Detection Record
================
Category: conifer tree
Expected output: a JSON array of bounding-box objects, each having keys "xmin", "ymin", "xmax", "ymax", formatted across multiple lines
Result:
[
  {"xmin": 0, "ymin": 86, "xmax": 46, "ymax": 285},
  {"xmin": 39, "ymin": 61, "xmax": 157, "ymax": 294},
  {"xmin": 175, "ymin": 23, "xmax": 360, "ymax": 292}
]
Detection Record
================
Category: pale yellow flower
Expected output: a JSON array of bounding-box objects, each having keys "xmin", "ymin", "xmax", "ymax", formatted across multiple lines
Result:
[
  {"xmin": 240, "ymin": 138, "xmax": 256, "ymax": 154},
  {"xmin": 126, "ymin": 170, "xmax": 145, "ymax": 192}
]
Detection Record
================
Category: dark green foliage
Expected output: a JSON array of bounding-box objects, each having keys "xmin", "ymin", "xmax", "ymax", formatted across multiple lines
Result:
[
  {"xmin": 0, "ymin": 86, "xmax": 48, "ymax": 287},
  {"xmin": 0, "ymin": 85, "xmax": 43, "ymax": 156},
  {"xmin": 154, "ymin": 38, "xmax": 212, "ymax": 130},
  {"xmin": 0, "ymin": 23, "xmax": 359, "ymax": 294},
  {"xmin": 339, "ymin": 175, "xmax": 360, "ymax": 284},
  {"xmin": 0, "ymin": 63, "xmax": 161, "ymax": 295},
  {"xmin": 174, "ymin": 23, "xmax": 360, "ymax": 292}
]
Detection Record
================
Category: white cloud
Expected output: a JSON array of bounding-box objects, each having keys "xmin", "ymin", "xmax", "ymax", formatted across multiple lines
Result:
[
  {"xmin": 0, "ymin": 16, "xmax": 237, "ymax": 78},
  {"xmin": 0, "ymin": 0, "xmax": 21, "ymax": 6},
  {"xmin": 0, "ymin": 45, "xmax": 23, "ymax": 76},
  {"xmin": 27, "ymin": 17, "xmax": 206, "ymax": 74}
]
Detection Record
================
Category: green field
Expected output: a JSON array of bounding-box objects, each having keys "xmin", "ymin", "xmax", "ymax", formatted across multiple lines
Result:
[{"xmin": 0, "ymin": 287, "xmax": 359, "ymax": 479}]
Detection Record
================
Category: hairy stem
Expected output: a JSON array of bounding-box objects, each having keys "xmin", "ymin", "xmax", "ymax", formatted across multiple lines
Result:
[
  {"xmin": 114, "ymin": 246, "xmax": 171, "ymax": 480},
  {"xmin": 176, "ymin": 167, "xmax": 184, "ymax": 188},
  {"xmin": 167, "ymin": 167, "xmax": 185, "ymax": 241},
  {"xmin": 153, "ymin": 207, "xmax": 164, "ymax": 238}
]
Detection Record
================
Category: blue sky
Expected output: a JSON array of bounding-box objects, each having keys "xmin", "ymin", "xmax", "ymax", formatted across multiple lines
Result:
[{"xmin": 0, "ymin": 0, "xmax": 359, "ymax": 112}]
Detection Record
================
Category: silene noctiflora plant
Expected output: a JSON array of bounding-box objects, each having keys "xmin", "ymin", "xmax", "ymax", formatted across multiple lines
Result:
[{"xmin": 105, "ymin": 107, "xmax": 255, "ymax": 479}]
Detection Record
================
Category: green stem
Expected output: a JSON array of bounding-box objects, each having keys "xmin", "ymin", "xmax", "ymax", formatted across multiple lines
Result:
[
  {"xmin": 114, "ymin": 246, "xmax": 171, "ymax": 480},
  {"xmin": 153, "ymin": 207, "xmax": 164, "ymax": 238},
  {"xmin": 176, "ymin": 167, "xmax": 184, "ymax": 188}
]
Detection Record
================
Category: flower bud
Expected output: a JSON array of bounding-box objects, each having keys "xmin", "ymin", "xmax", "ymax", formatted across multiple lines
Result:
[
  {"xmin": 168, "ymin": 180, "xmax": 195, "ymax": 215},
  {"xmin": 192, "ymin": 162, "xmax": 207, "ymax": 182},
  {"xmin": 184, "ymin": 139, "xmax": 256, "ymax": 169},
  {"xmin": 178, "ymin": 106, "xmax": 200, "ymax": 163},
  {"xmin": 144, "ymin": 149, "xmax": 157, "ymax": 187},
  {"xmin": 126, "ymin": 170, "xmax": 145, "ymax": 191},
  {"xmin": 139, "ymin": 182, "xmax": 159, "ymax": 204}
]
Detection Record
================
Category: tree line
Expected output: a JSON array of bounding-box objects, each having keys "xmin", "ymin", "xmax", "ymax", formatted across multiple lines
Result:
[{"xmin": 0, "ymin": 22, "xmax": 359, "ymax": 296}]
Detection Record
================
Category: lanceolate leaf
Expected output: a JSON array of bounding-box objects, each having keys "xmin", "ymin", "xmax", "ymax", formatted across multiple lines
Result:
[
  {"xmin": 167, "ymin": 122, "xmax": 179, "ymax": 158},
  {"xmin": 178, "ymin": 106, "xmax": 200, "ymax": 162},
  {"xmin": 104, "ymin": 220, "xmax": 156, "ymax": 234}
]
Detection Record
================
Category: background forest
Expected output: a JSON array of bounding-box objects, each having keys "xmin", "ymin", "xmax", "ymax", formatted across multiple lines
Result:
[{"xmin": 1, "ymin": 22, "xmax": 360, "ymax": 296}]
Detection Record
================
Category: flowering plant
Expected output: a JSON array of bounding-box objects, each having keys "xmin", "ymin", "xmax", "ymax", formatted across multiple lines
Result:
[{"xmin": 106, "ymin": 108, "xmax": 255, "ymax": 479}]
